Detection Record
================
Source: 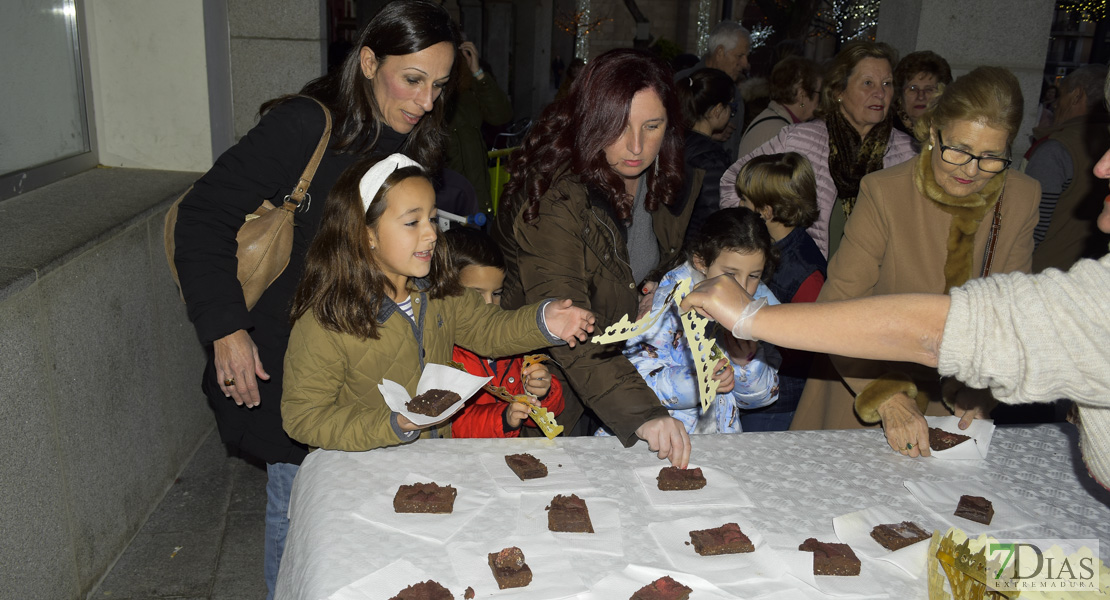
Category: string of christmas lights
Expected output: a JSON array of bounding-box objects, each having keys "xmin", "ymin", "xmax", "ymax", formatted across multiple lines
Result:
[{"xmin": 1056, "ymin": 0, "xmax": 1106, "ymax": 23}]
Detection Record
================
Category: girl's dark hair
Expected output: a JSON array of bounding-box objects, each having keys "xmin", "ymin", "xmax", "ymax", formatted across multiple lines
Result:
[
  {"xmin": 502, "ymin": 48, "xmax": 685, "ymax": 224},
  {"xmin": 676, "ymin": 68, "xmax": 735, "ymax": 127},
  {"xmin": 269, "ymin": 0, "xmax": 461, "ymax": 170},
  {"xmin": 687, "ymin": 207, "xmax": 779, "ymax": 281},
  {"xmin": 290, "ymin": 156, "xmax": 457, "ymax": 339},
  {"xmin": 440, "ymin": 227, "xmax": 506, "ymax": 288}
]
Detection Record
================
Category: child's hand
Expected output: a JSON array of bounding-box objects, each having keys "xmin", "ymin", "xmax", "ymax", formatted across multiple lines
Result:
[
  {"xmin": 722, "ymin": 334, "xmax": 759, "ymax": 366},
  {"xmin": 396, "ymin": 412, "xmax": 450, "ymax": 432},
  {"xmin": 543, "ymin": 299, "xmax": 596, "ymax": 347},
  {"xmin": 636, "ymin": 281, "xmax": 658, "ymax": 319},
  {"xmin": 522, "ymin": 363, "xmax": 552, "ymax": 398},
  {"xmin": 711, "ymin": 358, "xmax": 735, "ymax": 394},
  {"xmin": 505, "ymin": 399, "xmax": 534, "ymax": 429}
]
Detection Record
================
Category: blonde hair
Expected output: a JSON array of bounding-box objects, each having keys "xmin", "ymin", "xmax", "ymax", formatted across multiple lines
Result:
[
  {"xmin": 914, "ymin": 66, "xmax": 1024, "ymax": 146},
  {"xmin": 735, "ymin": 152, "xmax": 819, "ymax": 228},
  {"xmin": 818, "ymin": 41, "xmax": 898, "ymax": 120}
]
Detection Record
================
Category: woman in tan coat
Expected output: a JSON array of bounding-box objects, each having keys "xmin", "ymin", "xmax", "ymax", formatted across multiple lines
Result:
[{"xmin": 790, "ymin": 66, "xmax": 1040, "ymax": 456}]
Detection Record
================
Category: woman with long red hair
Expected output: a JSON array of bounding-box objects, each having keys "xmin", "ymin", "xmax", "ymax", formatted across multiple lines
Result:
[{"xmin": 493, "ymin": 49, "xmax": 699, "ymax": 466}]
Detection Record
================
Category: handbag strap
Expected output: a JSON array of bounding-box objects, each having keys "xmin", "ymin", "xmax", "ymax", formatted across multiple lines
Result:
[
  {"xmin": 285, "ymin": 96, "xmax": 333, "ymax": 208},
  {"xmin": 979, "ymin": 184, "xmax": 1005, "ymax": 278}
]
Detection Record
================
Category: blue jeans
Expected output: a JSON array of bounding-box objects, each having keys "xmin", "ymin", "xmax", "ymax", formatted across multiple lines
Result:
[
  {"xmin": 265, "ymin": 462, "xmax": 299, "ymax": 600},
  {"xmin": 739, "ymin": 410, "xmax": 795, "ymax": 432}
]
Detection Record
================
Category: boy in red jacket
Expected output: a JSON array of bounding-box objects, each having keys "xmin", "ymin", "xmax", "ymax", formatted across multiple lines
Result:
[{"xmin": 444, "ymin": 228, "xmax": 564, "ymax": 437}]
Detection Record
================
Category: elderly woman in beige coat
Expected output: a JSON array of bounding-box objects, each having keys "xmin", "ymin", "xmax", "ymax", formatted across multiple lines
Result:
[{"xmin": 790, "ymin": 66, "xmax": 1041, "ymax": 456}]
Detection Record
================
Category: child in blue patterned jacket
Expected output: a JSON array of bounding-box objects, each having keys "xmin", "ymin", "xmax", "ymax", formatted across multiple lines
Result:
[{"xmin": 602, "ymin": 208, "xmax": 782, "ymax": 434}]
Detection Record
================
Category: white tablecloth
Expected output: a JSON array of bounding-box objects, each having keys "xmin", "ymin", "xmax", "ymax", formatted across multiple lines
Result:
[{"xmin": 275, "ymin": 425, "xmax": 1110, "ymax": 600}]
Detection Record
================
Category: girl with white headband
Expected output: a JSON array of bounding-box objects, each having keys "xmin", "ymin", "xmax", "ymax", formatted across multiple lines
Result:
[{"xmin": 280, "ymin": 154, "xmax": 596, "ymax": 450}]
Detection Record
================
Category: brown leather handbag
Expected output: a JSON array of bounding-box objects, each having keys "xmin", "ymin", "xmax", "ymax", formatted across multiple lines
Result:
[{"xmin": 163, "ymin": 97, "xmax": 332, "ymax": 310}]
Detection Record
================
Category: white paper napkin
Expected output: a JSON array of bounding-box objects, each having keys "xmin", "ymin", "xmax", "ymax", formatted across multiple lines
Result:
[
  {"xmin": 925, "ymin": 416, "xmax": 995, "ymax": 459},
  {"xmin": 356, "ymin": 472, "xmax": 492, "ymax": 543},
  {"xmin": 380, "ymin": 363, "xmax": 492, "ymax": 426},
  {"xmin": 445, "ymin": 533, "xmax": 587, "ymax": 599},
  {"xmin": 765, "ymin": 533, "xmax": 889, "ymax": 598},
  {"xmin": 575, "ymin": 564, "xmax": 739, "ymax": 600},
  {"xmin": 478, "ymin": 447, "xmax": 590, "ymax": 493},
  {"xmin": 646, "ymin": 514, "xmax": 786, "ymax": 583},
  {"xmin": 634, "ymin": 465, "xmax": 754, "ymax": 507},
  {"xmin": 516, "ymin": 491, "xmax": 622, "ymax": 556},
  {"xmin": 904, "ymin": 479, "xmax": 1037, "ymax": 536},
  {"xmin": 832, "ymin": 506, "xmax": 936, "ymax": 578},
  {"xmin": 326, "ymin": 559, "xmax": 460, "ymax": 600}
]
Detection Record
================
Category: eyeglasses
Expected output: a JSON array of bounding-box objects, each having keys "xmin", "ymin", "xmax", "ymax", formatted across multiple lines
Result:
[
  {"xmin": 906, "ymin": 84, "xmax": 938, "ymax": 97},
  {"xmin": 936, "ymin": 130, "xmax": 1012, "ymax": 174}
]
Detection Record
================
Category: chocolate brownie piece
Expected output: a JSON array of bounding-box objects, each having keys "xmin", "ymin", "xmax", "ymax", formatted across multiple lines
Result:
[
  {"xmin": 869, "ymin": 521, "xmax": 930, "ymax": 550},
  {"xmin": 505, "ymin": 453, "xmax": 548, "ymax": 480},
  {"xmin": 929, "ymin": 427, "xmax": 971, "ymax": 451},
  {"xmin": 546, "ymin": 493, "xmax": 594, "ymax": 533},
  {"xmin": 799, "ymin": 538, "xmax": 861, "ymax": 576},
  {"xmin": 487, "ymin": 546, "xmax": 532, "ymax": 589},
  {"xmin": 657, "ymin": 466, "xmax": 706, "ymax": 491},
  {"xmin": 954, "ymin": 495, "xmax": 994, "ymax": 525},
  {"xmin": 406, "ymin": 388, "xmax": 461, "ymax": 417},
  {"xmin": 629, "ymin": 575, "xmax": 693, "ymax": 600},
  {"xmin": 689, "ymin": 522, "xmax": 755, "ymax": 556},
  {"xmin": 393, "ymin": 482, "xmax": 457, "ymax": 514},
  {"xmin": 388, "ymin": 580, "xmax": 453, "ymax": 600}
]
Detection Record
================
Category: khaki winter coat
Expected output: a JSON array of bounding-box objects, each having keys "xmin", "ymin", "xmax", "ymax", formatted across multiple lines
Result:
[
  {"xmin": 791, "ymin": 154, "xmax": 1040, "ymax": 431},
  {"xmin": 495, "ymin": 173, "xmax": 698, "ymax": 444},
  {"xmin": 282, "ymin": 286, "xmax": 559, "ymax": 451}
]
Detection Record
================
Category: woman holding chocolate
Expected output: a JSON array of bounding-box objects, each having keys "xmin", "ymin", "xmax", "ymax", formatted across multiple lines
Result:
[{"xmin": 788, "ymin": 66, "xmax": 1040, "ymax": 455}]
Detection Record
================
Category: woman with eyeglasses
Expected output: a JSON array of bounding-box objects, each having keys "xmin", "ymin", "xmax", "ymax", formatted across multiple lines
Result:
[
  {"xmin": 892, "ymin": 51, "xmax": 952, "ymax": 138},
  {"xmin": 789, "ymin": 66, "xmax": 1040, "ymax": 456}
]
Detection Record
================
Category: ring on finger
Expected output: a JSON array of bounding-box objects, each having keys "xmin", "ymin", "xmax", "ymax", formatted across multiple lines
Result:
[
  {"xmin": 906, "ymin": 442, "xmax": 914, "ymax": 450},
  {"xmin": 224, "ymin": 377, "xmax": 236, "ymax": 386}
]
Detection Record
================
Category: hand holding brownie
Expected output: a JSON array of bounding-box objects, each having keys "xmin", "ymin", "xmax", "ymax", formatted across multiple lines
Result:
[{"xmin": 875, "ymin": 393, "xmax": 930, "ymax": 457}]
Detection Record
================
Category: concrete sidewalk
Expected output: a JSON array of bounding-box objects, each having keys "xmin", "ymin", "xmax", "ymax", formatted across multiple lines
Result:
[{"xmin": 91, "ymin": 431, "xmax": 268, "ymax": 599}]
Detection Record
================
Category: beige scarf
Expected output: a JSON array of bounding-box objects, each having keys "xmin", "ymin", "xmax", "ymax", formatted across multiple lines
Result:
[{"xmin": 913, "ymin": 146, "xmax": 1006, "ymax": 291}]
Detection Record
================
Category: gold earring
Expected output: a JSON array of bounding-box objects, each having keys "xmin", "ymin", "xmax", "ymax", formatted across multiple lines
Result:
[
  {"xmin": 800, "ymin": 102, "xmax": 805, "ymax": 108},
  {"xmin": 838, "ymin": 97, "xmax": 842, "ymax": 103}
]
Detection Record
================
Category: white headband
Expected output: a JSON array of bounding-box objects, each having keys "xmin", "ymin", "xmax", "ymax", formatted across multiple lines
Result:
[{"xmin": 359, "ymin": 153, "xmax": 423, "ymax": 212}]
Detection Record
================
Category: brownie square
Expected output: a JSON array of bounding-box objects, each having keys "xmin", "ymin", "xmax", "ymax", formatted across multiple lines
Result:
[
  {"xmin": 546, "ymin": 493, "xmax": 594, "ymax": 533},
  {"xmin": 406, "ymin": 388, "xmax": 461, "ymax": 417},
  {"xmin": 388, "ymin": 580, "xmax": 453, "ymax": 600},
  {"xmin": 657, "ymin": 466, "xmax": 707, "ymax": 490},
  {"xmin": 869, "ymin": 521, "xmax": 930, "ymax": 550},
  {"xmin": 799, "ymin": 538, "xmax": 861, "ymax": 576},
  {"xmin": 629, "ymin": 575, "xmax": 693, "ymax": 600},
  {"xmin": 929, "ymin": 427, "xmax": 971, "ymax": 451},
  {"xmin": 505, "ymin": 453, "xmax": 548, "ymax": 480},
  {"xmin": 393, "ymin": 482, "xmax": 457, "ymax": 514},
  {"xmin": 954, "ymin": 495, "xmax": 994, "ymax": 525},
  {"xmin": 487, "ymin": 546, "xmax": 533, "ymax": 589},
  {"xmin": 688, "ymin": 522, "xmax": 755, "ymax": 556}
]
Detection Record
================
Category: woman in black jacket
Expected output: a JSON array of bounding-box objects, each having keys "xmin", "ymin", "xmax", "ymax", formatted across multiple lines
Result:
[
  {"xmin": 171, "ymin": 2, "xmax": 459, "ymax": 596},
  {"xmin": 677, "ymin": 68, "xmax": 736, "ymax": 246}
]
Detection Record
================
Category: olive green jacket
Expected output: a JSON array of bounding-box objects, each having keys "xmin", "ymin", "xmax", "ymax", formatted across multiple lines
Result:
[{"xmin": 282, "ymin": 286, "xmax": 559, "ymax": 451}]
